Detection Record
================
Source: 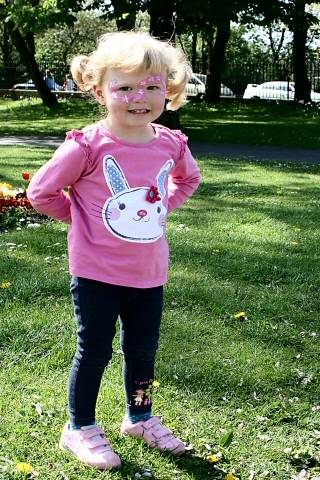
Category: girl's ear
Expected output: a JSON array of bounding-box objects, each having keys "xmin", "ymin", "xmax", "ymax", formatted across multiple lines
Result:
[{"xmin": 93, "ymin": 85, "xmax": 105, "ymax": 105}]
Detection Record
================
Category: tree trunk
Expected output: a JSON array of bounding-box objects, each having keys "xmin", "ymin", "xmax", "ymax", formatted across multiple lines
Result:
[
  {"xmin": 8, "ymin": 21, "xmax": 58, "ymax": 108},
  {"xmin": 201, "ymin": 32, "xmax": 208, "ymax": 73},
  {"xmin": 206, "ymin": 17, "xmax": 231, "ymax": 103},
  {"xmin": 148, "ymin": 0, "xmax": 175, "ymax": 41},
  {"xmin": 2, "ymin": 22, "xmax": 15, "ymax": 88},
  {"xmin": 292, "ymin": 0, "xmax": 311, "ymax": 102},
  {"xmin": 148, "ymin": 0, "xmax": 181, "ymax": 130},
  {"xmin": 111, "ymin": 0, "xmax": 137, "ymax": 30},
  {"xmin": 191, "ymin": 31, "xmax": 197, "ymax": 72},
  {"xmin": 3, "ymin": 22, "xmax": 12, "ymax": 65}
]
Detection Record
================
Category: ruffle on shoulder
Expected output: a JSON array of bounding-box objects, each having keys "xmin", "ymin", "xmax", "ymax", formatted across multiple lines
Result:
[
  {"xmin": 171, "ymin": 129, "xmax": 189, "ymax": 159},
  {"xmin": 65, "ymin": 129, "xmax": 91, "ymax": 162}
]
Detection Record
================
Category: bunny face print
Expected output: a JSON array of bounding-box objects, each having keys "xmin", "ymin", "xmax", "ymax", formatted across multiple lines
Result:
[{"xmin": 102, "ymin": 156, "xmax": 174, "ymax": 243}]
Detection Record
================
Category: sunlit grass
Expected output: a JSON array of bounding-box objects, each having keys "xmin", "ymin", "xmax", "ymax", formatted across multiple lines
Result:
[
  {"xmin": 0, "ymin": 146, "xmax": 319, "ymax": 479},
  {"xmin": 2, "ymin": 97, "xmax": 320, "ymax": 148}
]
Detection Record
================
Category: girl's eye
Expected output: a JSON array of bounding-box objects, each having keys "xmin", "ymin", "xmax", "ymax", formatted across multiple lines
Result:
[
  {"xmin": 119, "ymin": 203, "xmax": 126, "ymax": 210},
  {"xmin": 118, "ymin": 86, "xmax": 132, "ymax": 92},
  {"xmin": 157, "ymin": 206, "xmax": 161, "ymax": 213},
  {"xmin": 147, "ymin": 85, "xmax": 161, "ymax": 91}
]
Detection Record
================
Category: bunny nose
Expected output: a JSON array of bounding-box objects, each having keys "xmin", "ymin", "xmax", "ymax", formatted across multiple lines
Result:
[{"xmin": 137, "ymin": 209, "xmax": 147, "ymax": 218}]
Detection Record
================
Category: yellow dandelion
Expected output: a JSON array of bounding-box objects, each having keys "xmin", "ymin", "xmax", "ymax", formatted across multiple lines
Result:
[
  {"xmin": 207, "ymin": 454, "xmax": 221, "ymax": 463},
  {"xmin": 152, "ymin": 380, "xmax": 160, "ymax": 388},
  {"xmin": 234, "ymin": 311, "xmax": 247, "ymax": 321},
  {"xmin": 0, "ymin": 281, "xmax": 11, "ymax": 289},
  {"xmin": 291, "ymin": 241, "xmax": 299, "ymax": 246},
  {"xmin": 226, "ymin": 474, "xmax": 239, "ymax": 480},
  {"xmin": 16, "ymin": 462, "xmax": 34, "ymax": 474}
]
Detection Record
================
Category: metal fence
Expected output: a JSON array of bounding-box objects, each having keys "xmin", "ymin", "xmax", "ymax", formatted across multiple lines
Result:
[
  {"xmin": 2, "ymin": 60, "xmax": 320, "ymax": 98},
  {"xmin": 0, "ymin": 62, "xmax": 73, "ymax": 91},
  {"xmin": 221, "ymin": 60, "xmax": 320, "ymax": 97}
]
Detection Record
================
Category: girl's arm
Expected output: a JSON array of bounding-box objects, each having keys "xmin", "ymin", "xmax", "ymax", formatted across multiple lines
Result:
[
  {"xmin": 27, "ymin": 137, "xmax": 89, "ymax": 223},
  {"xmin": 167, "ymin": 144, "xmax": 201, "ymax": 213}
]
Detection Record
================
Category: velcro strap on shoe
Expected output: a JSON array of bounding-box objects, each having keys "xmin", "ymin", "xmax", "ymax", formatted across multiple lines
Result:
[
  {"xmin": 80, "ymin": 426, "xmax": 105, "ymax": 439},
  {"xmin": 142, "ymin": 416, "xmax": 162, "ymax": 430},
  {"xmin": 152, "ymin": 427, "xmax": 172, "ymax": 440},
  {"xmin": 84, "ymin": 435, "xmax": 110, "ymax": 449}
]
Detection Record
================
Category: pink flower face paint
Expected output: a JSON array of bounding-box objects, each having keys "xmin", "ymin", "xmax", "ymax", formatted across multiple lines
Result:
[{"xmin": 109, "ymin": 74, "xmax": 166, "ymax": 104}]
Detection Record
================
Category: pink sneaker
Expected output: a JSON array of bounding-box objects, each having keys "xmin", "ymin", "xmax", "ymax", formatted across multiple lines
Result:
[
  {"xmin": 120, "ymin": 416, "xmax": 185, "ymax": 455},
  {"xmin": 59, "ymin": 423, "xmax": 121, "ymax": 470}
]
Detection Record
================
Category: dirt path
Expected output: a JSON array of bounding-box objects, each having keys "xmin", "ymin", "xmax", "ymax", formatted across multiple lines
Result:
[{"xmin": 1, "ymin": 136, "xmax": 320, "ymax": 164}]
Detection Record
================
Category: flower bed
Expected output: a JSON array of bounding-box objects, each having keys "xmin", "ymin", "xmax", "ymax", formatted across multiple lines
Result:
[{"xmin": 0, "ymin": 174, "xmax": 48, "ymax": 232}]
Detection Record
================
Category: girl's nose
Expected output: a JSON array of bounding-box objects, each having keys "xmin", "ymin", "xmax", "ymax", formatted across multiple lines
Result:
[
  {"xmin": 137, "ymin": 209, "xmax": 147, "ymax": 218},
  {"xmin": 132, "ymin": 89, "xmax": 146, "ymax": 101}
]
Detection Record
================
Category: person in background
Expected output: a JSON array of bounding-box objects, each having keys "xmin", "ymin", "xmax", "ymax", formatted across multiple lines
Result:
[
  {"xmin": 44, "ymin": 69, "xmax": 63, "ymax": 91},
  {"xmin": 64, "ymin": 73, "xmax": 76, "ymax": 91}
]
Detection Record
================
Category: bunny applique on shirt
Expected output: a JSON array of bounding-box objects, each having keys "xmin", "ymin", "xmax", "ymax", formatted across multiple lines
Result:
[{"xmin": 102, "ymin": 156, "xmax": 174, "ymax": 243}]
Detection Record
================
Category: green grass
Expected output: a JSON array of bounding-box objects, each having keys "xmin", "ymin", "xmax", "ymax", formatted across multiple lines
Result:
[
  {"xmin": 1, "ymin": 146, "xmax": 320, "ymax": 479},
  {"xmin": 2, "ymin": 97, "xmax": 320, "ymax": 148},
  {"xmin": 181, "ymin": 101, "xmax": 320, "ymax": 148},
  {"xmin": 0, "ymin": 97, "xmax": 101, "ymax": 136}
]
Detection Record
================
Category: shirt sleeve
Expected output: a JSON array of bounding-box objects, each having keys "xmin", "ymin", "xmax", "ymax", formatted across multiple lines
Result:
[
  {"xmin": 167, "ymin": 134, "xmax": 201, "ymax": 213},
  {"xmin": 27, "ymin": 132, "xmax": 90, "ymax": 223}
]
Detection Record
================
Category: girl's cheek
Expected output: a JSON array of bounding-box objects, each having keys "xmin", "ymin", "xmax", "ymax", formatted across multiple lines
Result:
[{"xmin": 110, "ymin": 92, "xmax": 130, "ymax": 103}]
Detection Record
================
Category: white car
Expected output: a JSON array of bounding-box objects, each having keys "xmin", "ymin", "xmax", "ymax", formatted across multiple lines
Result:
[
  {"xmin": 186, "ymin": 75, "xmax": 206, "ymax": 100},
  {"xmin": 243, "ymin": 81, "xmax": 320, "ymax": 102},
  {"xmin": 12, "ymin": 79, "xmax": 63, "ymax": 91},
  {"xmin": 186, "ymin": 74, "xmax": 235, "ymax": 100},
  {"xmin": 12, "ymin": 80, "xmax": 35, "ymax": 89}
]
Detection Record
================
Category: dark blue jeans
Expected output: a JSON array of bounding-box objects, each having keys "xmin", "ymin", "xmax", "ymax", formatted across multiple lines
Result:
[{"xmin": 68, "ymin": 276, "xmax": 163, "ymax": 427}]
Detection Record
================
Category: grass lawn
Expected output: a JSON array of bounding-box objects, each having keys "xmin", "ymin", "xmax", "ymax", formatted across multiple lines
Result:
[
  {"xmin": 1, "ymin": 97, "xmax": 320, "ymax": 149},
  {"xmin": 0, "ymin": 146, "xmax": 320, "ymax": 479}
]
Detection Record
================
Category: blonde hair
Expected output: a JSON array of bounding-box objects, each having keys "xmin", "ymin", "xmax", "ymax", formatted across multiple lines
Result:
[{"xmin": 70, "ymin": 31, "xmax": 192, "ymax": 110}]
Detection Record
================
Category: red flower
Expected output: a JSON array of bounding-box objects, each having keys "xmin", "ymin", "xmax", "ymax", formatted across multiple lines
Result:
[
  {"xmin": 146, "ymin": 186, "xmax": 161, "ymax": 203},
  {"xmin": 22, "ymin": 172, "xmax": 30, "ymax": 181}
]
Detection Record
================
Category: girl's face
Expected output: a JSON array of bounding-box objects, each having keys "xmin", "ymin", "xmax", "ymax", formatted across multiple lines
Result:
[{"xmin": 94, "ymin": 69, "xmax": 167, "ymax": 134}]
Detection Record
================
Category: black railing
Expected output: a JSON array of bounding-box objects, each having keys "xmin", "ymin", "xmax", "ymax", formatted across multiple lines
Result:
[{"xmin": 1, "ymin": 60, "xmax": 320, "ymax": 98}]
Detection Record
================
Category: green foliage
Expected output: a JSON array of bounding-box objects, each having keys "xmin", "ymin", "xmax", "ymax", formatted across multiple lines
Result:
[
  {"xmin": 35, "ymin": 11, "xmax": 116, "ymax": 64},
  {"xmin": 3, "ymin": 0, "xmax": 80, "ymax": 34}
]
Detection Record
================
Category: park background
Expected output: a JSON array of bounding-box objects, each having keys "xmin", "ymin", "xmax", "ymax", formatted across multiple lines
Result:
[{"xmin": 0, "ymin": 1, "xmax": 320, "ymax": 480}]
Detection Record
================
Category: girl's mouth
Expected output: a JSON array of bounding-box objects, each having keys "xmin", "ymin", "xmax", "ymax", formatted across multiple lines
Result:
[{"xmin": 128, "ymin": 109, "xmax": 151, "ymax": 114}]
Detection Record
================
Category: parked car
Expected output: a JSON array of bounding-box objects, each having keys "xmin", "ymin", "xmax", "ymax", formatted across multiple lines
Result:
[
  {"xmin": 243, "ymin": 81, "xmax": 320, "ymax": 102},
  {"xmin": 186, "ymin": 74, "xmax": 235, "ymax": 100},
  {"xmin": 12, "ymin": 80, "xmax": 35, "ymax": 90},
  {"xmin": 12, "ymin": 78, "xmax": 63, "ymax": 91}
]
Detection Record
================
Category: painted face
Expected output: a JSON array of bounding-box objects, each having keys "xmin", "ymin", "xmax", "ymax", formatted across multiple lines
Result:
[
  {"xmin": 108, "ymin": 74, "xmax": 166, "ymax": 104},
  {"xmin": 95, "ymin": 69, "xmax": 167, "ymax": 137}
]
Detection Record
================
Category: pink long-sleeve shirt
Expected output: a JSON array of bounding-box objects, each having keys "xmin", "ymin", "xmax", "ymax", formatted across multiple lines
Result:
[{"xmin": 28, "ymin": 121, "xmax": 201, "ymax": 288}]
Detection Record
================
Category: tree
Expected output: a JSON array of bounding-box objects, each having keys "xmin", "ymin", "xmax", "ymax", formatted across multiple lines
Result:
[
  {"xmin": 35, "ymin": 11, "xmax": 115, "ymax": 65},
  {"xmin": 244, "ymin": 0, "xmax": 320, "ymax": 102},
  {"xmin": 291, "ymin": 0, "xmax": 312, "ymax": 101},
  {"xmin": 1, "ymin": 0, "xmax": 83, "ymax": 108},
  {"xmin": 146, "ymin": 0, "xmax": 176, "ymax": 40},
  {"xmin": 175, "ymin": 0, "xmax": 234, "ymax": 102}
]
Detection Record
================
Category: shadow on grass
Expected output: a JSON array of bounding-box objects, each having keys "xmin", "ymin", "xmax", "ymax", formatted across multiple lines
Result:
[{"xmin": 182, "ymin": 99, "xmax": 320, "ymax": 148}]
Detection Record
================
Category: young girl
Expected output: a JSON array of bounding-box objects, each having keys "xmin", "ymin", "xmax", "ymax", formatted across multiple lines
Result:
[{"xmin": 28, "ymin": 31, "xmax": 201, "ymax": 470}]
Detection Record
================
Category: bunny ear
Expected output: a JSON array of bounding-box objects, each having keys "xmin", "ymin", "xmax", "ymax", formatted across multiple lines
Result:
[
  {"xmin": 103, "ymin": 155, "xmax": 129, "ymax": 195},
  {"xmin": 157, "ymin": 159, "xmax": 174, "ymax": 198}
]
